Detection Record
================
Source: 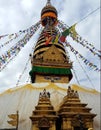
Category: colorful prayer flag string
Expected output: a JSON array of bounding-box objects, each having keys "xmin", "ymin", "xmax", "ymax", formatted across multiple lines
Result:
[
  {"xmin": 71, "ymin": 34, "xmax": 101, "ymax": 58},
  {"xmin": 16, "ymin": 42, "xmax": 37, "ymax": 86},
  {"xmin": 0, "ymin": 21, "xmax": 40, "ymax": 71},
  {"xmin": 0, "ymin": 21, "xmax": 41, "ymax": 49},
  {"xmin": 0, "ymin": 34, "xmax": 8, "ymax": 39},
  {"xmin": 65, "ymin": 41, "xmax": 100, "ymax": 72},
  {"xmin": 0, "ymin": 31, "xmax": 25, "ymax": 49},
  {"xmin": 58, "ymin": 20, "xmax": 101, "ymax": 58},
  {"xmin": 0, "ymin": 23, "xmax": 37, "ymax": 40},
  {"xmin": 16, "ymin": 58, "xmax": 30, "ymax": 87}
]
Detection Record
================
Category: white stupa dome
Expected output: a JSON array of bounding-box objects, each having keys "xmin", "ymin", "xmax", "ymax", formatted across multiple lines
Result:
[{"xmin": 0, "ymin": 83, "xmax": 100, "ymax": 130}]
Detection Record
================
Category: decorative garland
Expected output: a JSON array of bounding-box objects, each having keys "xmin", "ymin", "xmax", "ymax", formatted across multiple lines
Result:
[
  {"xmin": 0, "ymin": 34, "xmax": 8, "ymax": 39},
  {"xmin": 0, "ymin": 30, "xmax": 25, "ymax": 49},
  {"xmin": 69, "ymin": 31, "xmax": 101, "ymax": 58},
  {"xmin": 0, "ymin": 22, "xmax": 41, "ymax": 49},
  {"xmin": 72, "ymin": 34, "xmax": 101, "ymax": 58},
  {"xmin": 0, "ymin": 21, "xmax": 40, "ymax": 71},
  {"xmin": 74, "ymin": 54, "xmax": 95, "ymax": 89},
  {"xmin": 26, "ymin": 76, "xmax": 31, "ymax": 83},
  {"xmin": 0, "ymin": 54, "xmax": 16, "ymax": 72},
  {"xmin": 16, "ymin": 58, "xmax": 30, "ymax": 86},
  {"xmin": 0, "ymin": 24, "xmax": 35, "ymax": 40},
  {"xmin": 65, "ymin": 41, "xmax": 100, "ymax": 72},
  {"xmin": 16, "ymin": 40, "xmax": 37, "ymax": 86}
]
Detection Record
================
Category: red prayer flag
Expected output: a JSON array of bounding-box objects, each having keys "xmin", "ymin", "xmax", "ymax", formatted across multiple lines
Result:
[
  {"xmin": 45, "ymin": 36, "xmax": 52, "ymax": 45},
  {"xmin": 59, "ymin": 35, "xmax": 66, "ymax": 43}
]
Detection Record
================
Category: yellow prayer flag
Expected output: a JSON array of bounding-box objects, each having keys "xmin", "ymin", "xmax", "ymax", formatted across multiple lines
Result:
[
  {"xmin": 69, "ymin": 23, "xmax": 78, "ymax": 39},
  {"xmin": 7, "ymin": 120, "xmax": 17, "ymax": 126},
  {"xmin": 69, "ymin": 23, "xmax": 77, "ymax": 31},
  {"xmin": 54, "ymin": 34, "xmax": 59, "ymax": 43}
]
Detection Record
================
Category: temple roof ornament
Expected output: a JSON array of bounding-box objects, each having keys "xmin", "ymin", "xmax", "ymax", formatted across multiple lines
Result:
[
  {"xmin": 39, "ymin": 89, "xmax": 50, "ymax": 98},
  {"xmin": 67, "ymin": 86, "xmax": 79, "ymax": 98},
  {"xmin": 58, "ymin": 87, "xmax": 96, "ymax": 120},
  {"xmin": 30, "ymin": 89, "xmax": 58, "ymax": 127},
  {"xmin": 46, "ymin": 0, "xmax": 51, "ymax": 6},
  {"xmin": 41, "ymin": 0, "xmax": 57, "ymax": 26}
]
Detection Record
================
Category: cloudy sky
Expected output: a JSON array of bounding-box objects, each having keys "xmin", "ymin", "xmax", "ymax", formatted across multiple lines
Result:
[{"xmin": 0, "ymin": 0, "xmax": 100, "ymax": 93}]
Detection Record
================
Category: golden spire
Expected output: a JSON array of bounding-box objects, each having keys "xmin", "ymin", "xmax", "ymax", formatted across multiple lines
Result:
[{"xmin": 46, "ymin": 0, "xmax": 51, "ymax": 6}]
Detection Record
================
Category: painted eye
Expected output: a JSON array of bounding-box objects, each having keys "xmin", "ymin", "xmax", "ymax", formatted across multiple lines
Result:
[
  {"xmin": 54, "ymin": 77, "xmax": 61, "ymax": 80},
  {"xmin": 44, "ymin": 76, "xmax": 51, "ymax": 80}
]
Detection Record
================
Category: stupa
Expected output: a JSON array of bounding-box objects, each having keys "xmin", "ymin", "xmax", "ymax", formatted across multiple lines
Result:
[
  {"xmin": 29, "ymin": 0, "xmax": 72, "ymax": 84},
  {"xmin": 0, "ymin": 0, "xmax": 100, "ymax": 130}
]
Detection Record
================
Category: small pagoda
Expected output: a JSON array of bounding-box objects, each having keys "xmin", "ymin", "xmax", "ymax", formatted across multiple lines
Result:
[
  {"xmin": 30, "ymin": 89, "xmax": 58, "ymax": 130},
  {"xmin": 58, "ymin": 86, "xmax": 96, "ymax": 130}
]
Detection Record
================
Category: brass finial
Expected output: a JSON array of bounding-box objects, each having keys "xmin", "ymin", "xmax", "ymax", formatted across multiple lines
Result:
[{"xmin": 46, "ymin": 0, "xmax": 51, "ymax": 6}]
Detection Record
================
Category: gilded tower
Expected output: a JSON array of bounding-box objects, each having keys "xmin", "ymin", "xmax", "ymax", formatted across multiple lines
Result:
[
  {"xmin": 29, "ymin": 0, "xmax": 72, "ymax": 84},
  {"xmin": 30, "ymin": 89, "xmax": 58, "ymax": 130}
]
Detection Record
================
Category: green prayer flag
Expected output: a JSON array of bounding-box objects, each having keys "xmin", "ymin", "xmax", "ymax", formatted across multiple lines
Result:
[{"xmin": 62, "ymin": 29, "xmax": 70, "ymax": 36}]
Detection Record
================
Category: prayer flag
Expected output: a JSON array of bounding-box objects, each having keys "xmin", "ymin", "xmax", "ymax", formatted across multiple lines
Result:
[
  {"xmin": 59, "ymin": 28, "xmax": 69, "ymax": 42},
  {"xmin": 69, "ymin": 23, "xmax": 77, "ymax": 39},
  {"xmin": 45, "ymin": 36, "xmax": 52, "ymax": 45}
]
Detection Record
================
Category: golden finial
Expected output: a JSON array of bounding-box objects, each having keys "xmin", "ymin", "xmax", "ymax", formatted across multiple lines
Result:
[{"xmin": 46, "ymin": 0, "xmax": 51, "ymax": 5}]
